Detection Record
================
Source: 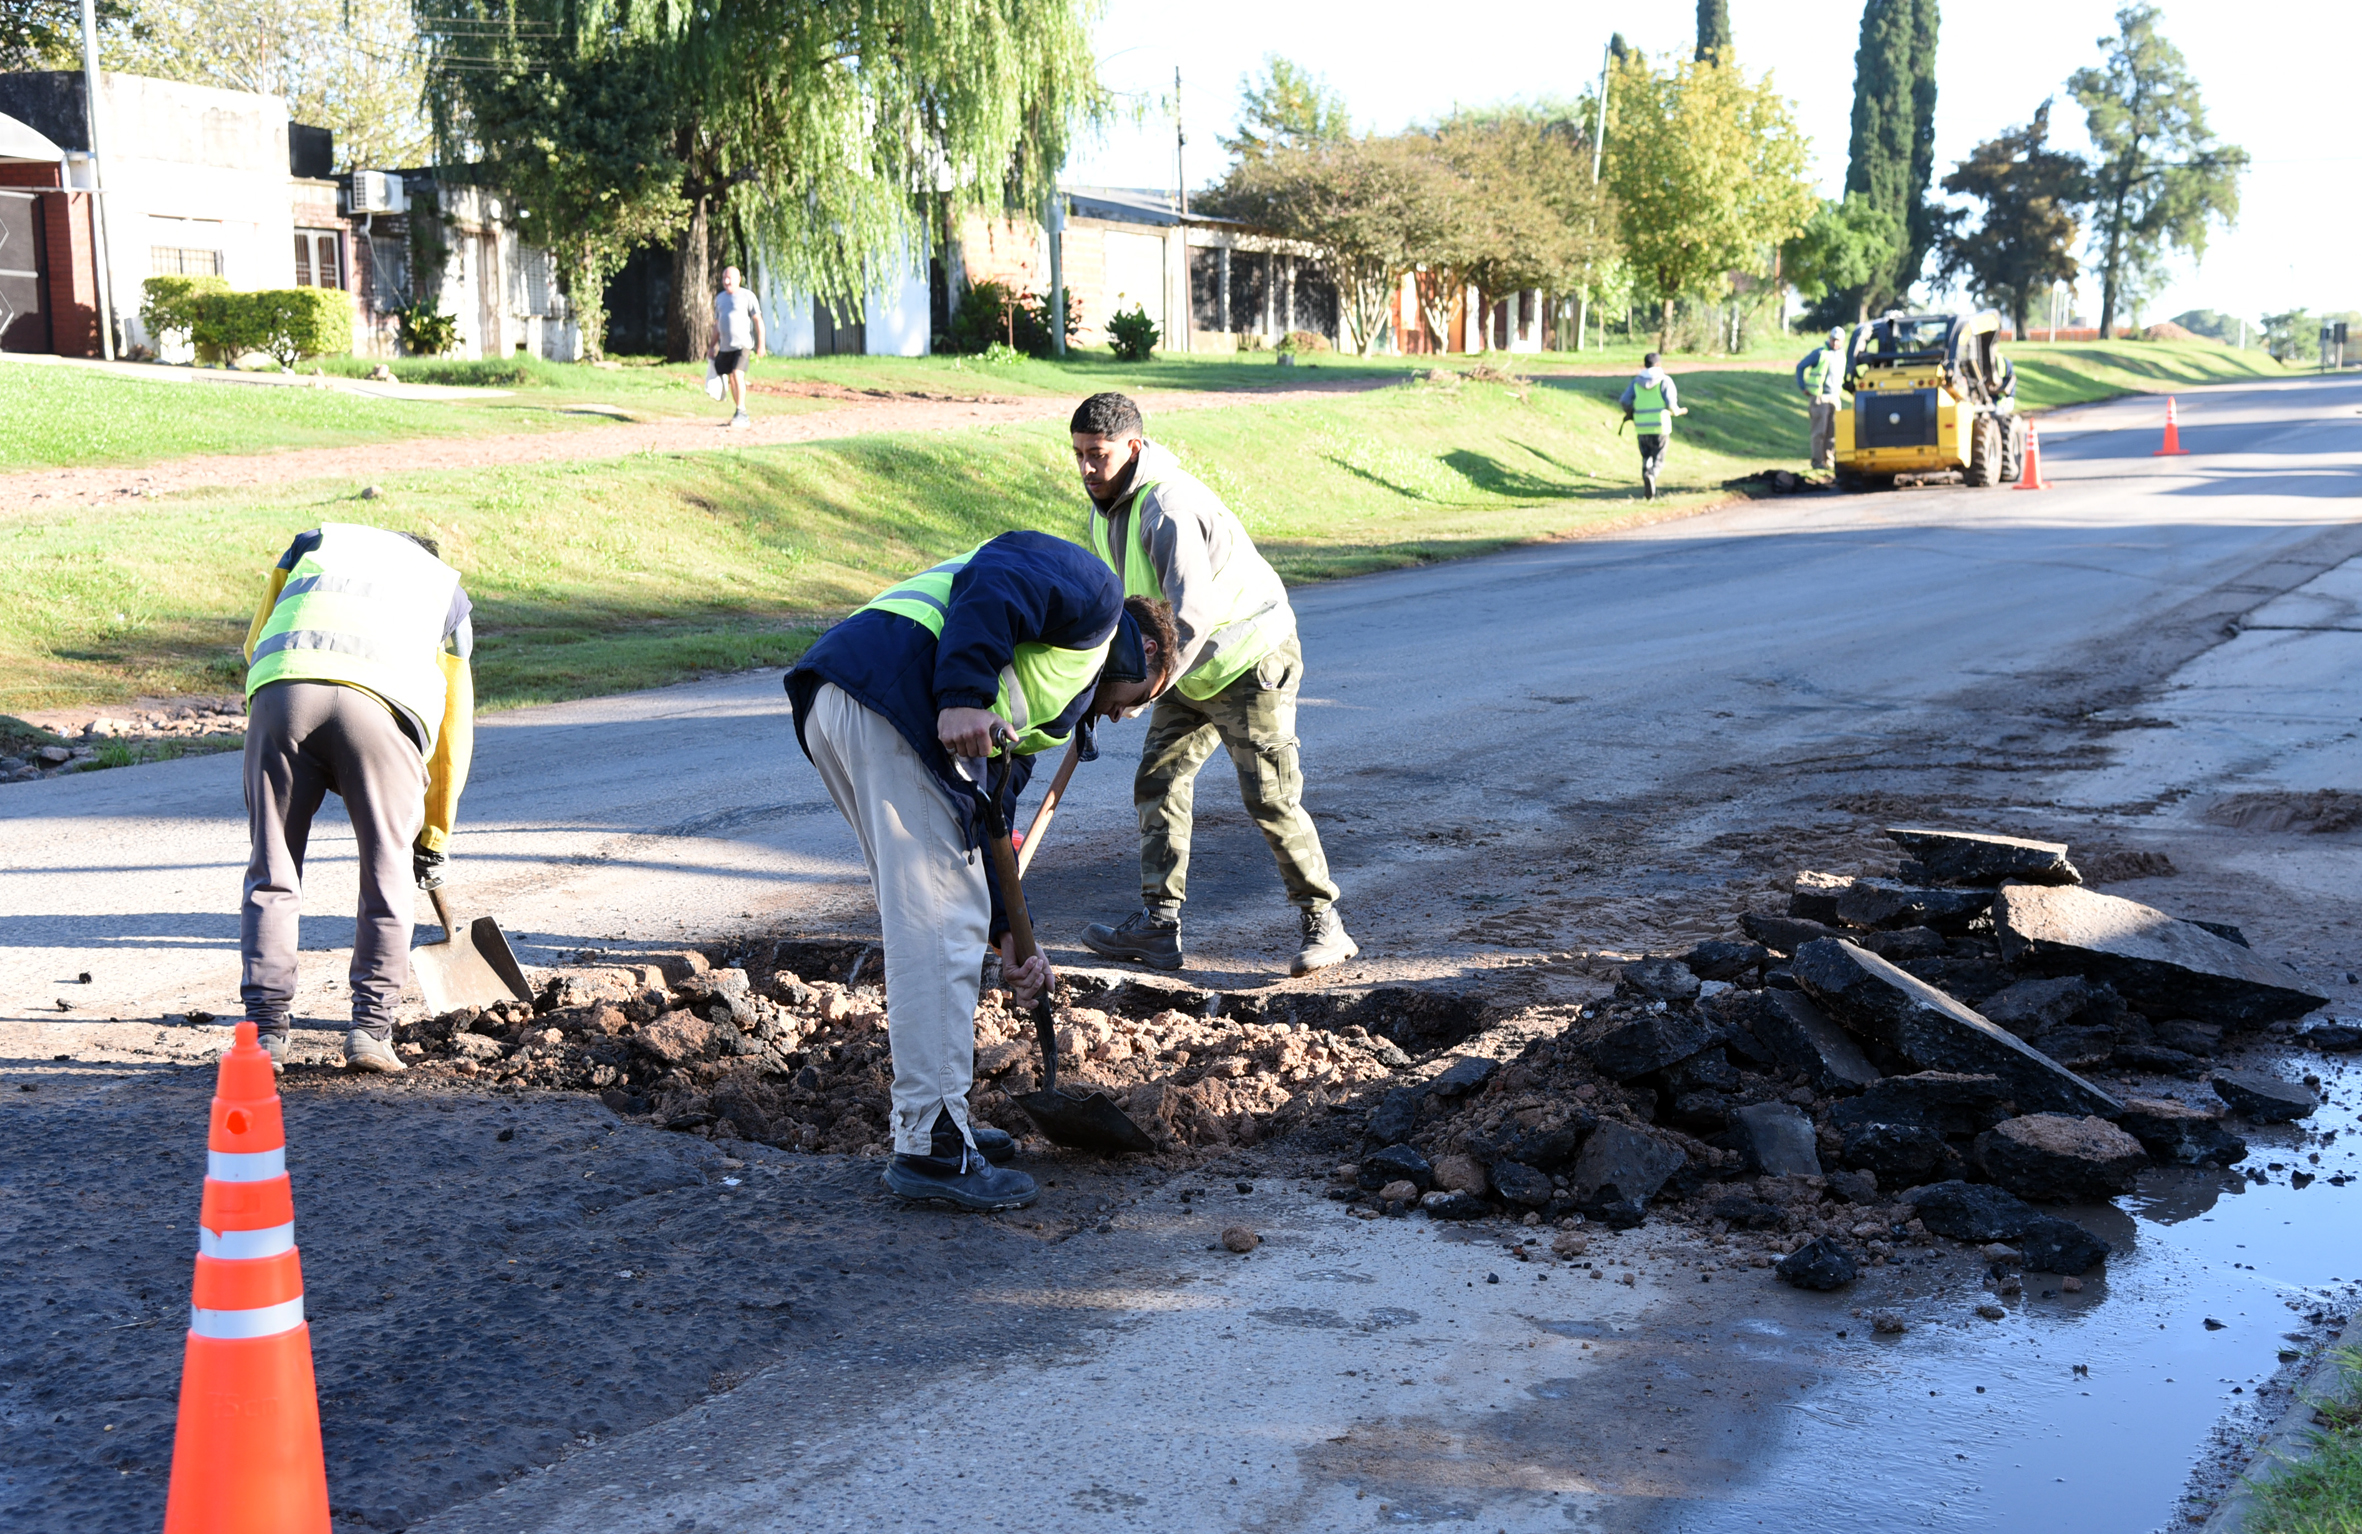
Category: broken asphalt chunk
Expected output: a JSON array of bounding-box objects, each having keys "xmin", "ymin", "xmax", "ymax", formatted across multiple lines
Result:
[
  {"xmin": 1789, "ymin": 870, "xmax": 1850, "ymax": 924},
  {"xmin": 1749, "ymin": 990, "xmax": 1880, "ymax": 1093},
  {"xmin": 1428, "ymin": 1056, "xmax": 1499, "ymax": 1098},
  {"xmin": 1618, "ymin": 956, "xmax": 1702, "ymax": 1004},
  {"xmin": 1359, "ymin": 1144, "xmax": 1434, "ymax": 1192},
  {"xmin": 1739, "ymin": 911, "xmax": 1841, "ymax": 957},
  {"xmin": 1791, "ymin": 938, "xmax": 2121, "ymax": 1117},
  {"xmin": 1582, "ymin": 1009, "xmax": 1715, "ymax": 1083},
  {"xmin": 1903, "ymin": 1181, "xmax": 2040, "ymax": 1242},
  {"xmin": 2116, "ymin": 1098, "xmax": 2247, "ymax": 1167},
  {"xmin": 1776, "ymin": 1236, "xmax": 1858, "ymax": 1290},
  {"xmin": 1993, "ymin": 884, "xmax": 2329, "ymax": 1027},
  {"xmin": 1834, "ymin": 879, "xmax": 1995, "ymax": 935},
  {"xmin": 1682, "ymin": 940, "xmax": 1769, "ymax": 982},
  {"xmin": 1973, "ymin": 1114, "xmax": 2149, "ymax": 1201},
  {"xmin": 2211, "ymin": 1070, "xmax": 2318, "ymax": 1123},
  {"xmin": 1828, "ymin": 1072, "xmax": 2009, "ymax": 1136},
  {"xmin": 1884, "ymin": 827, "xmax": 2081, "ymax": 887},
  {"xmin": 2020, "ymin": 1215, "xmax": 2111, "ymax": 1276},
  {"xmin": 1564, "ymin": 1121, "xmax": 1685, "ymax": 1214},
  {"xmin": 1731, "ymin": 1102, "xmax": 1822, "ymax": 1178}
]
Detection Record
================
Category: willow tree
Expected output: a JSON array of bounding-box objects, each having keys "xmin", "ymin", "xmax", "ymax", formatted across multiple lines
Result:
[{"xmin": 418, "ymin": 0, "xmax": 1106, "ymax": 359}]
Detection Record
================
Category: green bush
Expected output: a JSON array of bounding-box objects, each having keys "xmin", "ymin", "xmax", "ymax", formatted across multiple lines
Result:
[
  {"xmin": 941, "ymin": 280, "xmax": 1078, "ymax": 358},
  {"xmin": 139, "ymin": 275, "xmax": 230, "ymax": 351},
  {"xmin": 392, "ymin": 297, "xmax": 464, "ymax": 358},
  {"xmin": 1277, "ymin": 329, "xmax": 1332, "ymax": 353},
  {"xmin": 186, "ymin": 289, "xmax": 355, "ymax": 367},
  {"xmin": 1107, "ymin": 303, "xmax": 1160, "ymax": 362}
]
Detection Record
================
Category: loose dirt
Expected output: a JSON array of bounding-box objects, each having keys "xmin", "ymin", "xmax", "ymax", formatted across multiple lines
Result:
[{"xmin": 0, "ymin": 377, "xmax": 1395, "ymax": 511}]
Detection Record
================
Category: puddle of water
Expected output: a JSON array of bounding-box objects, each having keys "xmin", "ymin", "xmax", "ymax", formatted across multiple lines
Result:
[{"xmin": 1675, "ymin": 1057, "xmax": 2362, "ymax": 1533}]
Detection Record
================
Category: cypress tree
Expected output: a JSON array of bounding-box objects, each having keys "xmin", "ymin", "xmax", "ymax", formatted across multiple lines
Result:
[
  {"xmin": 1840, "ymin": 0, "xmax": 1940, "ymax": 313},
  {"xmin": 1696, "ymin": 0, "xmax": 1732, "ymax": 61}
]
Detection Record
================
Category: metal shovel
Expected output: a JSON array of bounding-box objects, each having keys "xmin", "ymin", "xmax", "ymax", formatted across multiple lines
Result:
[
  {"xmin": 411, "ymin": 885, "xmax": 535, "ymax": 1016},
  {"xmin": 974, "ymin": 758, "xmax": 1154, "ymax": 1156}
]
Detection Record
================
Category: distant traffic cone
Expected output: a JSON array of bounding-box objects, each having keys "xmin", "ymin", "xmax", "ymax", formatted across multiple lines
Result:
[
  {"xmin": 2153, "ymin": 395, "xmax": 2192, "ymax": 456},
  {"xmin": 163, "ymin": 1021, "xmax": 330, "ymax": 1534},
  {"xmin": 2015, "ymin": 422, "xmax": 2052, "ymax": 490}
]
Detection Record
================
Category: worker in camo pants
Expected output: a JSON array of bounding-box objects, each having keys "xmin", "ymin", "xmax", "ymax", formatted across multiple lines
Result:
[{"xmin": 240, "ymin": 523, "xmax": 475, "ymax": 1075}]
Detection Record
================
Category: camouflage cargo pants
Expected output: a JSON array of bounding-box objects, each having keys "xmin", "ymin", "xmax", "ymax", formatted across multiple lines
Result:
[{"xmin": 1135, "ymin": 635, "xmax": 1340, "ymax": 916}]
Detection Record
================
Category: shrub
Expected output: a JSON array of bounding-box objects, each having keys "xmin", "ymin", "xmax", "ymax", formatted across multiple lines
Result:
[
  {"xmin": 1107, "ymin": 304, "xmax": 1160, "ymax": 362},
  {"xmin": 391, "ymin": 297, "xmax": 463, "ymax": 358},
  {"xmin": 139, "ymin": 275, "xmax": 230, "ymax": 350},
  {"xmin": 1277, "ymin": 329, "xmax": 1332, "ymax": 354},
  {"xmin": 941, "ymin": 280, "xmax": 1079, "ymax": 358},
  {"xmin": 186, "ymin": 289, "xmax": 356, "ymax": 367}
]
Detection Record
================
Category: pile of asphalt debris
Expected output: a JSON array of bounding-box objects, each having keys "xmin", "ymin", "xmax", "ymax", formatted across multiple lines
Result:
[
  {"xmin": 395, "ymin": 824, "xmax": 2344, "ymax": 1289},
  {"xmin": 1333, "ymin": 825, "xmax": 2342, "ymax": 1291}
]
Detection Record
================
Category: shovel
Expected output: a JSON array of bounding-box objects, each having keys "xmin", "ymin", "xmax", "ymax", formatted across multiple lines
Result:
[
  {"xmin": 972, "ymin": 755, "xmax": 1154, "ymax": 1156},
  {"xmin": 411, "ymin": 885, "xmax": 535, "ymax": 1016}
]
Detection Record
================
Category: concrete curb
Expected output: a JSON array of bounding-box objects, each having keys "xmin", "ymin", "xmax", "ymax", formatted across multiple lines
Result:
[{"xmin": 2200, "ymin": 1312, "xmax": 2362, "ymax": 1533}]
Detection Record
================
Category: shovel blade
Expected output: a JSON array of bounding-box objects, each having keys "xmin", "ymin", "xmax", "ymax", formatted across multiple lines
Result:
[
  {"xmin": 1014, "ymin": 1087, "xmax": 1157, "ymax": 1156},
  {"xmin": 413, "ymin": 915, "xmax": 534, "ymax": 1016}
]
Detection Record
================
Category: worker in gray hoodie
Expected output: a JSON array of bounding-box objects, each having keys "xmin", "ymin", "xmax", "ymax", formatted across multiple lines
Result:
[{"xmin": 1618, "ymin": 353, "xmax": 1686, "ymax": 499}]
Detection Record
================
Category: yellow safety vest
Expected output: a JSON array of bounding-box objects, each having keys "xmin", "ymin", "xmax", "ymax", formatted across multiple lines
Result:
[
  {"xmin": 246, "ymin": 524, "xmax": 461, "ymax": 750},
  {"xmin": 856, "ymin": 547, "xmax": 1110, "ymax": 757},
  {"xmin": 1803, "ymin": 347, "xmax": 1842, "ymax": 399},
  {"xmin": 1085, "ymin": 474, "xmax": 1268, "ymax": 702},
  {"xmin": 1632, "ymin": 379, "xmax": 1671, "ymax": 435}
]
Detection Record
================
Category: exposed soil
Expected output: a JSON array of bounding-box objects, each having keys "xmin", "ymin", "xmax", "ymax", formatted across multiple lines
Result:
[{"xmin": 0, "ymin": 377, "xmax": 1396, "ymax": 511}]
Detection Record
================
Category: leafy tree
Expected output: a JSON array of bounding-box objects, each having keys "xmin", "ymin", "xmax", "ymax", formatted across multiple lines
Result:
[
  {"xmin": 420, "ymin": 0, "xmax": 1105, "ymax": 361},
  {"xmin": 1696, "ymin": 0, "xmax": 1731, "ymax": 61},
  {"xmin": 1785, "ymin": 193, "xmax": 1902, "ymax": 322},
  {"xmin": 2069, "ymin": 4, "xmax": 2247, "ymax": 338},
  {"xmin": 1934, "ymin": 100, "xmax": 2089, "ymax": 339},
  {"xmin": 1419, "ymin": 109, "xmax": 1611, "ymax": 344},
  {"xmin": 94, "ymin": 0, "xmax": 430, "ymax": 168},
  {"xmin": 1603, "ymin": 51, "xmax": 1816, "ymax": 348},
  {"xmin": 1840, "ymin": 0, "xmax": 1940, "ymax": 312},
  {"xmin": 2, "ymin": 0, "xmax": 130, "ymax": 71},
  {"xmin": 1219, "ymin": 56, "xmax": 1349, "ymax": 166},
  {"xmin": 2262, "ymin": 309, "xmax": 2315, "ymax": 364},
  {"xmin": 2167, "ymin": 308, "xmax": 2252, "ymax": 345}
]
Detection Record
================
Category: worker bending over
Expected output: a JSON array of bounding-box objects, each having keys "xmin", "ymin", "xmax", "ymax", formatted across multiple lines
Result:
[
  {"xmin": 241, "ymin": 523, "xmax": 475, "ymax": 1074},
  {"xmin": 1620, "ymin": 353, "xmax": 1686, "ymax": 499},
  {"xmin": 1796, "ymin": 327, "xmax": 1846, "ymax": 471},
  {"xmin": 1067, "ymin": 391, "xmax": 1358, "ymax": 978},
  {"xmin": 787, "ymin": 532, "xmax": 1175, "ymax": 1211}
]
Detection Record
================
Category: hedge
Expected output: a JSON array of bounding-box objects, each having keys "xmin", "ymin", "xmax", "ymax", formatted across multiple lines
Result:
[
  {"xmin": 139, "ymin": 275, "xmax": 231, "ymax": 350},
  {"xmin": 184, "ymin": 288, "xmax": 357, "ymax": 367}
]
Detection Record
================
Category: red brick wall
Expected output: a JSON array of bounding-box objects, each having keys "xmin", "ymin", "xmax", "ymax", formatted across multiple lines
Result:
[
  {"xmin": 0, "ymin": 164, "xmax": 63, "ymax": 188},
  {"xmin": 43, "ymin": 190, "xmax": 99, "ymax": 357}
]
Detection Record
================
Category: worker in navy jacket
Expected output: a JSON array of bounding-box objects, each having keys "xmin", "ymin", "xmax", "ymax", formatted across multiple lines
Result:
[{"xmin": 788, "ymin": 531, "xmax": 1176, "ymax": 1210}]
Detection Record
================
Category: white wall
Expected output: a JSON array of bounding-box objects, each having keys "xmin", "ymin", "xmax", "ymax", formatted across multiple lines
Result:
[{"xmin": 752, "ymin": 240, "xmax": 932, "ymax": 357}]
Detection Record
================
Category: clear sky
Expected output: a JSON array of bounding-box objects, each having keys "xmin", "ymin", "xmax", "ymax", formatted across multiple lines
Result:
[{"xmin": 1064, "ymin": 0, "xmax": 2357, "ymax": 326}]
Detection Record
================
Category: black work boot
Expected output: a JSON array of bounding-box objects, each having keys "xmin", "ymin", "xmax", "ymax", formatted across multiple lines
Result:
[
  {"xmin": 884, "ymin": 1143, "xmax": 1039, "ymax": 1211},
  {"xmin": 1079, "ymin": 908, "xmax": 1184, "ymax": 971},
  {"xmin": 1643, "ymin": 474, "xmax": 1658, "ymax": 501},
  {"xmin": 1292, "ymin": 906, "xmax": 1360, "ymax": 977},
  {"xmin": 931, "ymin": 1114, "xmax": 1018, "ymax": 1166}
]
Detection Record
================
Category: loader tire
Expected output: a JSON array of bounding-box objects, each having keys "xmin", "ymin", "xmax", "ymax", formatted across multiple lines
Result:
[
  {"xmin": 1965, "ymin": 413, "xmax": 2002, "ymax": 487},
  {"xmin": 2000, "ymin": 416, "xmax": 2029, "ymax": 482}
]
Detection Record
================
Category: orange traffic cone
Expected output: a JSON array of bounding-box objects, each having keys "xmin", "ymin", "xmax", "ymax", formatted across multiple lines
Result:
[
  {"xmin": 2015, "ymin": 422, "xmax": 2052, "ymax": 490},
  {"xmin": 163, "ymin": 1021, "xmax": 330, "ymax": 1534},
  {"xmin": 2154, "ymin": 395, "xmax": 2192, "ymax": 456}
]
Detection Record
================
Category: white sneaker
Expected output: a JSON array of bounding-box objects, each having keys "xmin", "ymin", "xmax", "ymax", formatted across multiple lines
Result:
[
  {"xmin": 730, "ymin": 411, "xmax": 751, "ymax": 429},
  {"xmin": 344, "ymin": 1028, "xmax": 407, "ymax": 1074}
]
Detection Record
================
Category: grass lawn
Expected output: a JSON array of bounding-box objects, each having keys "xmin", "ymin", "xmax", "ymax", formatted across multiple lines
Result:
[
  {"xmin": 0, "ymin": 339, "xmax": 2293, "ymax": 715},
  {"xmin": 2249, "ymin": 1349, "xmax": 2362, "ymax": 1533}
]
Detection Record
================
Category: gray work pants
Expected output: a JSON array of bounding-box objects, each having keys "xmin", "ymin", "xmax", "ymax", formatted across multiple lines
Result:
[
  {"xmin": 241, "ymin": 681, "xmax": 426, "ymax": 1038},
  {"xmin": 1809, "ymin": 400, "xmax": 1838, "ymax": 470}
]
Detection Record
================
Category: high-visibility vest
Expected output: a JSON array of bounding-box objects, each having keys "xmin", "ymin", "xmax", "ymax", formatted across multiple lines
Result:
[
  {"xmin": 1632, "ymin": 379, "xmax": 1671, "ymax": 435},
  {"xmin": 246, "ymin": 524, "xmax": 461, "ymax": 750},
  {"xmin": 1801, "ymin": 347, "xmax": 1842, "ymax": 400},
  {"xmin": 1085, "ymin": 474, "xmax": 1269, "ymax": 702},
  {"xmin": 856, "ymin": 547, "xmax": 1110, "ymax": 757}
]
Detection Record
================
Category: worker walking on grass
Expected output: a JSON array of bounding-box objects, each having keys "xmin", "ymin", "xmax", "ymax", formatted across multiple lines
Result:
[
  {"xmin": 1066, "ymin": 391, "xmax": 1359, "ymax": 979},
  {"xmin": 711, "ymin": 265, "xmax": 764, "ymax": 429},
  {"xmin": 1620, "ymin": 353, "xmax": 1686, "ymax": 499},
  {"xmin": 1797, "ymin": 327, "xmax": 1847, "ymax": 471},
  {"xmin": 786, "ymin": 532, "xmax": 1176, "ymax": 1211},
  {"xmin": 240, "ymin": 524, "xmax": 475, "ymax": 1075}
]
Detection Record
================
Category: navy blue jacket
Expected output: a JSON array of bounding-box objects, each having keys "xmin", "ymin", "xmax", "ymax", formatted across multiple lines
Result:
[{"xmin": 786, "ymin": 531, "xmax": 1121, "ymax": 933}]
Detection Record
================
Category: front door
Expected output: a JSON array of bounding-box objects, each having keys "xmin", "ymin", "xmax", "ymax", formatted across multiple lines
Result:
[{"xmin": 0, "ymin": 190, "xmax": 51, "ymax": 354}]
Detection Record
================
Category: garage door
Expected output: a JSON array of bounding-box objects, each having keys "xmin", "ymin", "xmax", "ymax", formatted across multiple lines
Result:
[{"xmin": 0, "ymin": 190, "xmax": 50, "ymax": 354}]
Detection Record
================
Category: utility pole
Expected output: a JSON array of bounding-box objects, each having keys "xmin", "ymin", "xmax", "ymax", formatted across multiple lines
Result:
[
  {"xmin": 1577, "ymin": 40, "xmax": 1609, "ymax": 352},
  {"xmin": 1174, "ymin": 68, "xmax": 1187, "ymax": 218},
  {"xmin": 1046, "ymin": 186, "xmax": 1065, "ymax": 358},
  {"xmin": 77, "ymin": 0, "xmax": 116, "ymax": 360}
]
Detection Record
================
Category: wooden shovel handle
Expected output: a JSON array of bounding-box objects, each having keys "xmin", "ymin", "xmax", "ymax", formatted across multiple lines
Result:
[{"xmin": 1016, "ymin": 737, "xmax": 1082, "ymax": 877}]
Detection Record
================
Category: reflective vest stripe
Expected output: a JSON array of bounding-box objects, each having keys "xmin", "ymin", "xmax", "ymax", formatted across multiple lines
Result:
[
  {"xmin": 199, "ymin": 1221, "xmax": 296, "ymax": 1260},
  {"xmin": 208, "ymin": 1147, "xmax": 286, "ymax": 1182},
  {"xmin": 250, "ymin": 629, "xmax": 414, "ymax": 666},
  {"xmin": 191, "ymin": 1296, "xmax": 305, "ymax": 1340},
  {"xmin": 281, "ymin": 573, "xmax": 395, "ymax": 602}
]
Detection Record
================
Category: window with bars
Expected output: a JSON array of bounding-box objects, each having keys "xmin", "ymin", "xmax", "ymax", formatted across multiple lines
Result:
[
  {"xmin": 151, "ymin": 247, "xmax": 223, "ymax": 276},
  {"xmin": 294, "ymin": 231, "xmax": 342, "ymax": 288}
]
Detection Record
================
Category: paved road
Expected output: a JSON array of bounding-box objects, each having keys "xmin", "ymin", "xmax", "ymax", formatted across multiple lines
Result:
[{"xmin": 7, "ymin": 373, "xmax": 2361, "ymax": 1532}]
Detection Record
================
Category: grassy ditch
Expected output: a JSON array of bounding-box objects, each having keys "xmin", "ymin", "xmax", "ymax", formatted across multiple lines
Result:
[{"xmin": 2247, "ymin": 1347, "xmax": 2362, "ymax": 1534}]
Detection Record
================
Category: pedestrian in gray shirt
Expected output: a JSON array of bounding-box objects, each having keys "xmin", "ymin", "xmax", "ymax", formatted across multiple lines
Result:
[{"xmin": 712, "ymin": 266, "xmax": 765, "ymax": 428}]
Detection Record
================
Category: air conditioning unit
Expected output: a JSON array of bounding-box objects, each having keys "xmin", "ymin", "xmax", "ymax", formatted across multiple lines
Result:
[{"xmin": 347, "ymin": 170, "xmax": 404, "ymax": 215}]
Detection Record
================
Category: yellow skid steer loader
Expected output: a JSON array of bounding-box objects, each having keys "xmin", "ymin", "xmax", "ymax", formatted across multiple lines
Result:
[{"xmin": 1834, "ymin": 309, "xmax": 2026, "ymax": 489}]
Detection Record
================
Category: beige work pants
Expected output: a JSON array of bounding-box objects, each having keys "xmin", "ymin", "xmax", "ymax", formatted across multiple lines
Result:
[
  {"xmin": 800, "ymin": 682, "xmax": 987, "ymax": 1155},
  {"xmin": 1809, "ymin": 400, "xmax": 1838, "ymax": 470}
]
